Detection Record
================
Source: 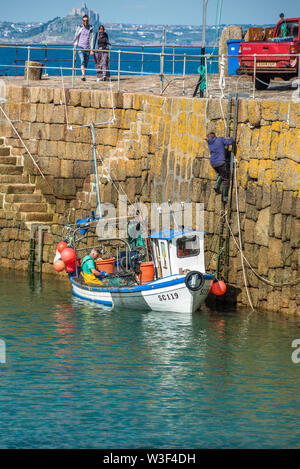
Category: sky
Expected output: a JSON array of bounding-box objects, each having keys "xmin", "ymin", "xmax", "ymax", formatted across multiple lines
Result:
[{"xmin": 0, "ymin": 0, "xmax": 298, "ymax": 25}]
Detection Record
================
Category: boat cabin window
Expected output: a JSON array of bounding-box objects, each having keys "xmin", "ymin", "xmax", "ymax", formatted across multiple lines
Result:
[{"xmin": 176, "ymin": 236, "xmax": 200, "ymax": 258}]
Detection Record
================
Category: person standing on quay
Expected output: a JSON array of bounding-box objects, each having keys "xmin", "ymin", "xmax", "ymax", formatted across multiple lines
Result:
[
  {"xmin": 93, "ymin": 25, "xmax": 110, "ymax": 81},
  {"xmin": 206, "ymin": 132, "xmax": 234, "ymax": 203},
  {"xmin": 73, "ymin": 14, "xmax": 94, "ymax": 81}
]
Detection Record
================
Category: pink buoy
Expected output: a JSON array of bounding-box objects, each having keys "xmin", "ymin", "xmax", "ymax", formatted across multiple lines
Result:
[
  {"xmin": 61, "ymin": 248, "xmax": 76, "ymax": 266},
  {"xmin": 53, "ymin": 259, "xmax": 66, "ymax": 272},
  {"xmin": 211, "ymin": 280, "xmax": 227, "ymax": 296}
]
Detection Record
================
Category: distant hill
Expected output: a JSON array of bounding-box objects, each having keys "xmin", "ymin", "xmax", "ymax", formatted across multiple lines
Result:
[
  {"xmin": 0, "ymin": 3, "xmax": 100, "ymax": 44},
  {"xmin": 0, "ymin": 9, "xmax": 275, "ymax": 46}
]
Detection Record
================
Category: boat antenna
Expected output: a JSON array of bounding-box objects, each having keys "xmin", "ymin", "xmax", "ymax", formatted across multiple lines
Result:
[{"xmin": 202, "ymin": 0, "xmax": 208, "ymax": 48}]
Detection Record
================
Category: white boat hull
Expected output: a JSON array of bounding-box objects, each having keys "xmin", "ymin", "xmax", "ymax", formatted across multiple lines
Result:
[{"xmin": 70, "ymin": 273, "xmax": 214, "ymax": 313}]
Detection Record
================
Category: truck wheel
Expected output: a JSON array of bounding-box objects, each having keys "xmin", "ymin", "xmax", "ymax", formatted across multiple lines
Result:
[{"xmin": 255, "ymin": 75, "xmax": 270, "ymax": 90}]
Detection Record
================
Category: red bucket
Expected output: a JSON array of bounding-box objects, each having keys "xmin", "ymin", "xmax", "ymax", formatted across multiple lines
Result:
[
  {"xmin": 139, "ymin": 261, "xmax": 155, "ymax": 284},
  {"xmin": 96, "ymin": 257, "xmax": 115, "ymax": 274}
]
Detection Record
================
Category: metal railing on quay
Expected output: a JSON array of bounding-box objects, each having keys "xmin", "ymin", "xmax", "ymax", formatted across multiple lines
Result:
[{"xmin": 0, "ymin": 43, "xmax": 218, "ymax": 78}]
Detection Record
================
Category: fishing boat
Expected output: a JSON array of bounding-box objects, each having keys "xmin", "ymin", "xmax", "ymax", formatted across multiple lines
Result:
[{"xmin": 59, "ymin": 218, "xmax": 215, "ymax": 314}]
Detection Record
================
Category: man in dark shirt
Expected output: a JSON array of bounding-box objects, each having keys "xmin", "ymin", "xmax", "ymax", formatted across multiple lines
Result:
[{"xmin": 206, "ymin": 132, "xmax": 234, "ymax": 202}]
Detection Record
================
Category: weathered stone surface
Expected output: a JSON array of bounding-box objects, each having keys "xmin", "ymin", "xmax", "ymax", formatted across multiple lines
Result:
[
  {"xmin": 60, "ymin": 160, "xmax": 74, "ymax": 178},
  {"xmin": 268, "ymin": 238, "xmax": 284, "ymax": 268},
  {"xmin": 81, "ymin": 90, "xmax": 91, "ymax": 107},
  {"xmin": 261, "ymin": 101, "xmax": 279, "ymax": 121},
  {"xmin": 68, "ymin": 89, "xmax": 81, "ymax": 106},
  {"xmin": 254, "ymin": 207, "xmax": 270, "ymax": 247},
  {"xmin": 73, "ymin": 161, "xmax": 89, "ymax": 178},
  {"xmin": 248, "ymin": 100, "xmax": 261, "ymax": 127}
]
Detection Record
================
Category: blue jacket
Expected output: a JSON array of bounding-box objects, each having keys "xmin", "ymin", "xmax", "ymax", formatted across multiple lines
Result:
[{"xmin": 207, "ymin": 136, "xmax": 234, "ymax": 168}]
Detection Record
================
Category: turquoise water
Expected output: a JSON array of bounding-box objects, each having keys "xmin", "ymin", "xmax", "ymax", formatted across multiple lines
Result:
[
  {"xmin": 0, "ymin": 270, "xmax": 299, "ymax": 449},
  {"xmin": 0, "ymin": 46, "xmax": 219, "ymax": 77}
]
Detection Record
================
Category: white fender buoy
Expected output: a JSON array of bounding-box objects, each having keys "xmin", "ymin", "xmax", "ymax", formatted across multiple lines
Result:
[{"xmin": 53, "ymin": 249, "xmax": 61, "ymax": 264}]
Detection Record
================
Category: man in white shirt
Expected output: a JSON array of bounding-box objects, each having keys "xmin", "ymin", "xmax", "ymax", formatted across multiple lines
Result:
[{"xmin": 73, "ymin": 15, "xmax": 94, "ymax": 81}]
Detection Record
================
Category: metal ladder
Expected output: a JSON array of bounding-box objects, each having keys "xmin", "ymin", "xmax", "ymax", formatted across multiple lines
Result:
[{"xmin": 216, "ymin": 93, "xmax": 239, "ymax": 281}]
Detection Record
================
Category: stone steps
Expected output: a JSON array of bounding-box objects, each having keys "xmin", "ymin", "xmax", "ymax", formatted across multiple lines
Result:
[
  {"xmin": 0, "ymin": 164, "xmax": 23, "ymax": 175},
  {"xmin": 0, "ymin": 156, "xmax": 17, "ymax": 165},
  {"xmin": 5, "ymin": 184, "xmax": 36, "ymax": 194},
  {"xmin": 5, "ymin": 193, "xmax": 42, "ymax": 203},
  {"xmin": 0, "ymin": 174, "xmax": 29, "ymax": 183},
  {"xmin": 0, "ymin": 147, "xmax": 10, "ymax": 156},
  {"xmin": 18, "ymin": 212, "xmax": 53, "ymax": 222},
  {"xmin": 0, "ymin": 140, "xmax": 54, "ymax": 225},
  {"xmin": 14, "ymin": 202, "xmax": 48, "ymax": 213}
]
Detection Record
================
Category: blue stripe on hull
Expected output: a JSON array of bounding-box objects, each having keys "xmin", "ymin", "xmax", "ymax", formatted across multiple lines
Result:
[
  {"xmin": 72, "ymin": 289, "xmax": 113, "ymax": 307},
  {"xmin": 70, "ymin": 273, "xmax": 214, "ymax": 293}
]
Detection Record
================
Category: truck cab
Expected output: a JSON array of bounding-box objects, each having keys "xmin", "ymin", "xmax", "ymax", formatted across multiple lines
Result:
[{"xmin": 237, "ymin": 16, "xmax": 300, "ymax": 89}]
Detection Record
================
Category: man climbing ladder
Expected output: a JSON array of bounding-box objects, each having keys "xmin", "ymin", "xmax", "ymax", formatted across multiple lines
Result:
[{"xmin": 206, "ymin": 132, "xmax": 234, "ymax": 203}]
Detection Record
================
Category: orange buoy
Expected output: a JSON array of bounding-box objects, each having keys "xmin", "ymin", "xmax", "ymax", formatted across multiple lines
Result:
[
  {"xmin": 211, "ymin": 280, "xmax": 227, "ymax": 296},
  {"xmin": 96, "ymin": 258, "xmax": 115, "ymax": 273},
  {"xmin": 53, "ymin": 259, "xmax": 65, "ymax": 272},
  {"xmin": 139, "ymin": 261, "xmax": 155, "ymax": 284},
  {"xmin": 61, "ymin": 247, "xmax": 76, "ymax": 266},
  {"xmin": 57, "ymin": 241, "xmax": 68, "ymax": 253}
]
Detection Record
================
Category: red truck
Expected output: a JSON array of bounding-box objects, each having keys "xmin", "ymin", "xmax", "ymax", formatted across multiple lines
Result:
[{"xmin": 237, "ymin": 16, "xmax": 300, "ymax": 89}]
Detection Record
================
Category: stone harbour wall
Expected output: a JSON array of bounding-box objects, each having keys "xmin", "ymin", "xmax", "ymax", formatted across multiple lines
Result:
[{"xmin": 0, "ymin": 84, "xmax": 299, "ymax": 315}]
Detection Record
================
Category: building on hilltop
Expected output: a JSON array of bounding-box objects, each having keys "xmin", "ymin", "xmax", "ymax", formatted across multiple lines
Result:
[{"xmin": 69, "ymin": 2, "xmax": 100, "ymax": 25}]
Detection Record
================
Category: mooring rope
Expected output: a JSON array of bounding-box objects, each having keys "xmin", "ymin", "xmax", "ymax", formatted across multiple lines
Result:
[
  {"xmin": 219, "ymin": 54, "xmax": 226, "ymax": 99},
  {"xmin": 232, "ymin": 158, "xmax": 255, "ymax": 310}
]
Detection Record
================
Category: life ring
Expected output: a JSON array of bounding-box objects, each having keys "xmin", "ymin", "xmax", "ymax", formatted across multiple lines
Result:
[{"xmin": 185, "ymin": 271, "xmax": 205, "ymax": 292}]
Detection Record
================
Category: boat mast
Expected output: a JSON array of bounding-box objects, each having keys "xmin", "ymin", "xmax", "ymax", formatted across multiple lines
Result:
[
  {"xmin": 202, "ymin": 0, "xmax": 208, "ymax": 48},
  {"xmin": 90, "ymin": 123, "xmax": 102, "ymax": 219}
]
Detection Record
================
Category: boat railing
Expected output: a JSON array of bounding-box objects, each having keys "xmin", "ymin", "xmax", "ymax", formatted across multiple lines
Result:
[{"xmin": 73, "ymin": 234, "xmax": 134, "ymax": 274}]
